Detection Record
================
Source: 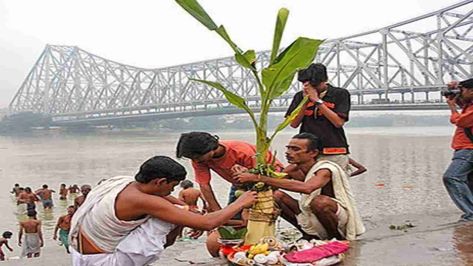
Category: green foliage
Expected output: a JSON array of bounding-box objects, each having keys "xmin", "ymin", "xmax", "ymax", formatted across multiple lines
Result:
[
  {"xmin": 218, "ymin": 226, "xmax": 248, "ymax": 240},
  {"xmin": 176, "ymin": 0, "xmax": 323, "ymax": 168}
]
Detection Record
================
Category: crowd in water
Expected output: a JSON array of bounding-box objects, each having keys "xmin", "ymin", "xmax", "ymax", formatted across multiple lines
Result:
[{"xmin": 0, "ymin": 183, "xmax": 92, "ymax": 259}]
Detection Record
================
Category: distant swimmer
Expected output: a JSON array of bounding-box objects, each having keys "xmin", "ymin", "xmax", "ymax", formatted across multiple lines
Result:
[
  {"xmin": 74, "ymin": 185, "xmax": 91, "ymax": 209},
  {"xmin": 35, "ymin": 184, "xmax": 55, "ymax": 209},
  {"xmin": 18, "ymin": 187, "xmax": 39, "ymax": 212},
  {"xmin": 59, "ymin": 184, "xmax": 68, "ymax": 200},
  {"xmin": 11, "ymin": 184, "xmax": 21, "ymax": 197}
]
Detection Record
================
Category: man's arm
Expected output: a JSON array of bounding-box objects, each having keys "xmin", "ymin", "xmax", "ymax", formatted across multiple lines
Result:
[
  {"xmin": 5, "ymin": 241, "xmax": 13, "ymax": 252},
  {"xmin": 163, "ymin": 195, "xmax": 186, "ymax": 206},
  {"xmin": 234, "ymin": 169, "xmax": 332, "ymax": 195},
  {"xmin": 199, "ymin": 192, "xmax": 208, "ymax": 211},
  {"xmin": 140, "ymin": 191, "xmax": 256, "ymax": 231},
  {"xmin": 199, "ymin": 183, "xmax": 222, "ymax": 212},
  {"xmin": 53, "ymin": 216, "xmax": 62, "ymax": 240},
  {"xmin": 348, "ymin": 158, "xmax": 367, "ymax": 177},
  {"xmin": 18, "ymin": 224, "xmax": 23, "ymax": 246},
  {"xmin": 37, "ymin": 221, "xmax": 43, "ymax": 247}
]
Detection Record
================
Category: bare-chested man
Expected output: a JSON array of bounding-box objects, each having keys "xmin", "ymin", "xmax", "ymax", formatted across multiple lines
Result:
[
  {"xmin": 69, "ymin": 184, "xmax": 79, "ymax": 194},
  {"xmin": 35, "ymin": 184, "xmax": 55, "ymax": 209},
  {"xmin": 74, "ymin": 184, "xmax": 91, "ymax": 209},
  {"xmin": 178, "ymin": 180, "xmax": 207, "ymax": 212},
  {"xmin": 54, "ymin": 205, "xmax": 75, "ymax": 253},
  {"xmin": 59, "ymin": 184, "xmax": 68, "ymax": 200},
  {"xmin": 19, "ymin": 210, "xmax": 43, "ymax": 258},
  {"xmin": 69, "ymin": 156, "xmax": 256, "ymax": 266},
  {"xmin": 17, "ymin": 187, "xmax": 39, "ymax": 212},
  {"xmin": 11, "ymin": 184, "xmax": 21, "ymax": 197},
  {"xmin": 234, "ymin": 133, "xmax": 365, "ymax": 240}
]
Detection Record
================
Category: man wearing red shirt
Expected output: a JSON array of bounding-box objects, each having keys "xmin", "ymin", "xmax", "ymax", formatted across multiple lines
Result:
[
  {"xmin": 443, "ymin": 78, "xmax": 473, "ymax": 222},
  {"xmin": 176, "ymin": 132, "xmax": 283, "ymax": 213}
]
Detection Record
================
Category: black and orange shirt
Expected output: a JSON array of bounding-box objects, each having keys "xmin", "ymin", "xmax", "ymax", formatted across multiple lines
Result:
[{"xmin": 285, "ymin": 84, "xmax": 351, "ymax": 155}]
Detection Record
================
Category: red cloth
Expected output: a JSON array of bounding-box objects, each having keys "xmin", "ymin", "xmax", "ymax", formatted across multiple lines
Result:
[{"xmin": 284, "ymin": 241, "xmax": 349, "ymax": 263}]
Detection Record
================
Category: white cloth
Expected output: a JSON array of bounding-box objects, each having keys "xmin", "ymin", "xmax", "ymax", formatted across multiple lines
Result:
[
  {"xmin": 69, "ymin": 176, "xmax": 149, "ymax": 252},
  {"xmin": 21, "ymin": 233, "xmax": 41, "ymax": 257},
  {"xmin": 296, "ymin": 160, "xmax": 365, "ymax": 240},
  {"xmin": 71, "ymin": 218, "xmax": 176, "ymax": 266}
]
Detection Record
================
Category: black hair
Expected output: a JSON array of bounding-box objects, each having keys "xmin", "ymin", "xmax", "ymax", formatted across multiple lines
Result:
[
  {"xmin": 297, "ymin": 63, "xmax": 328, "ymax": 86},
  {"xmin": 180, "ymin": 180, "xmax": 194, "ymax": 189},
  {"xmin": 176, "ymin": 132, "xmax": 219, "ymax": 159},
  {"xmin": 459, "ymin": 78, "xmax": 473, "ymax": 89},
  {"xmin": 135, "ymin": 156, "xmax": 187, "ymax": 184},
  {"xmin": 2, "ymin": 231, "xmax": 12, "ymax": 238},
  {"xmin": 25, "ymin": 187, "xmax": 32, "ymax": 193},
  {"xmin": 42, "ymin": 184, "xmax": 48, "ymax": 189},
  {"xmin": 292, "ymin": 133, "xmax": 322, "ymax": 151},
  {"xmin": 14, "ymin": 184, "xmax": 19, "ymax": 187}
]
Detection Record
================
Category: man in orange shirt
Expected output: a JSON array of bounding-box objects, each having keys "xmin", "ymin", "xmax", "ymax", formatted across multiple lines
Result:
[
  {"xmin": 443, "ymin": 78, "xmax": 473, "ymax": 222},
  {"xmin": 176, "ymin": 132, "xmax": 283, "ymax": 213}
]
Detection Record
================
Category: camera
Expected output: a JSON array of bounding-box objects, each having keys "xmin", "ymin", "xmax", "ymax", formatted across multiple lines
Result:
[{"xmin": 441, "ymin": 88, "xmax": 461, "ymax": 97}]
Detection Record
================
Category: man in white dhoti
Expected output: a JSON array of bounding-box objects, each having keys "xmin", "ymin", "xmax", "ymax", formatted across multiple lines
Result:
[
  {"xmin": 69, "ymin": 155, "xmax": 257, "ymax": 266},
  {"xmin": 19, "ymin": 210, "xmax": 43, "ymax": 258},
  {"xmin": 234, "ymin": 133, "xmax": 365, "ymax": 240}
]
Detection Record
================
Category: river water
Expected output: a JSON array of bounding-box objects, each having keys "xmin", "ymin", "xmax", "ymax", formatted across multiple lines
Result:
[{"xmin": 0, "ymin": 125, "xmax": 460, "ymax": 260}]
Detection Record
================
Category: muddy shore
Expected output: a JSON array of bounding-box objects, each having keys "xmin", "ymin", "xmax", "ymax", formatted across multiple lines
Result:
[{"xmin": 4, "ymin": 209, "xmax": 471, "ymax": 266}]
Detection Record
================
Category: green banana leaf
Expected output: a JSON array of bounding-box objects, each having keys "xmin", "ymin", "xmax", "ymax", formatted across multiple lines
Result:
[
  {"xmin": 270, "ymin": 8, "xmax": 289, "ymax": 64},
  {"xmin": 190, "ymin": 79, "xmax": 258, "ymax": 127},
  {"xmin": 175, "ymin": 0, "xmax": 217, "ymax": 30},
  {"xmin": 218, "ymin": 226, "xmax": 248, "ymax": 240},
  {"xmin": 262, "ymin": 37, "xmax": 324, "ymax": 100},
  {"xmin": 269, "ymin": 96, "xmax": 309, "ymax": 143}
]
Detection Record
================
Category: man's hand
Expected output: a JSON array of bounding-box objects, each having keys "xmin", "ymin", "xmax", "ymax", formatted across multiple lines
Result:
[
  {"xmin": 8, "ymin": 247, "xmax": 13, "ymax": 252},
  {"xmin": 233, "ymin": 172, "xmax": 260, "ymax": 183},
  {"xmin": 446, "ymin": 96, "xmax": 458, "ymax": 107},
  {"xmin": 53, "ymin": 235, "xmax": 57, "ymax": 240},
  {"xmin": 231, "ymin": 164, "xmax": 248, "ymax": 175},
  {"xmin": 303, "ymin": 82, "xmax": 319, "ymax": 102},
  {"xmin": 40, "ymin": 240, "xmax": 44, "ymax": 247},
  {"xmin": 234, "ymin": 191, "xmax": 258, "ymax": 208},
  {"xmin": 18, "ymin": 241, "xmax": 21, "ymax": 247}
]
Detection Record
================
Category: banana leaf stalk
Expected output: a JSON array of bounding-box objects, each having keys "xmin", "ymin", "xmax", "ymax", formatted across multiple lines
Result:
[{"xmin": 175, "ymin": 0, "xmax": 323, "ymax": 244}]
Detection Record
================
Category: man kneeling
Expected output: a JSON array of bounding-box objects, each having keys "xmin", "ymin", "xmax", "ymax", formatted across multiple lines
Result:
[
  {"xmin": 234, "ymin": 133, "xmax": 365, "ymax": 240},
  {"xmin": 69, "ymin": 156, "xmax": 256, "ymax": 266}
]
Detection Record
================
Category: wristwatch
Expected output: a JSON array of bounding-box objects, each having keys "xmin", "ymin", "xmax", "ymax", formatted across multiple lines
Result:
[{"xmin": 314, "ymin": 99, "xmax": 324, "ymax": 106}]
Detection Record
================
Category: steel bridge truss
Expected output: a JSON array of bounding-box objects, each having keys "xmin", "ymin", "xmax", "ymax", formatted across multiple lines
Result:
[{"xmin": 9, "ymin": 0, "xmax": 473, "ymax": 123}]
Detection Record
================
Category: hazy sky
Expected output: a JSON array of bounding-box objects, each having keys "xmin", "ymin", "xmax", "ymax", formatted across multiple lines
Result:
[{"xmin": 0, "ymin": 0, "xmax": 456, "ymax": 108}]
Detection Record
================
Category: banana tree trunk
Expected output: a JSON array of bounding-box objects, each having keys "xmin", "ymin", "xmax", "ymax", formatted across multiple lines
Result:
[{"xmin": 244, "ymin": 189, "xmax": 276, "ymax": 244}]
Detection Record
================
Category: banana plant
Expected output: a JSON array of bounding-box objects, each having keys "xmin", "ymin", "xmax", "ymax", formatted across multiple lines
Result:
[
  {"xmin": 176, "ymin": 0, "xmax": 323, "ymax": 167},
  {"xmin": 176, "ymin": 0, "xmax": 323, "ymax": 243}
]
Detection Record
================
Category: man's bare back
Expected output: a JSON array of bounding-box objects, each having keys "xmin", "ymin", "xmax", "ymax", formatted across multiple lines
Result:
[{"xmin": 20, "ymin": 220, "xmax": 41, "ymax": 233}]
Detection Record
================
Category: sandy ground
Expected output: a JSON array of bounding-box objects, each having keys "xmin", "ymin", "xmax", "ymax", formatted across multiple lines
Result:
[{"xmin": 2, "ymin": 209, "xmax": 472, "ymax": 266}]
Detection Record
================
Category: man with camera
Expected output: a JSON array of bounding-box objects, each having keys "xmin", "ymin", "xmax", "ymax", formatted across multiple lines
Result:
[
  {"xmin": 443, "ymin": 78, "xmax": 473, "ymax": 222},
  {"xmin": 286, "ymin": 63, "xmax": 351, "ymax": 171}
]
